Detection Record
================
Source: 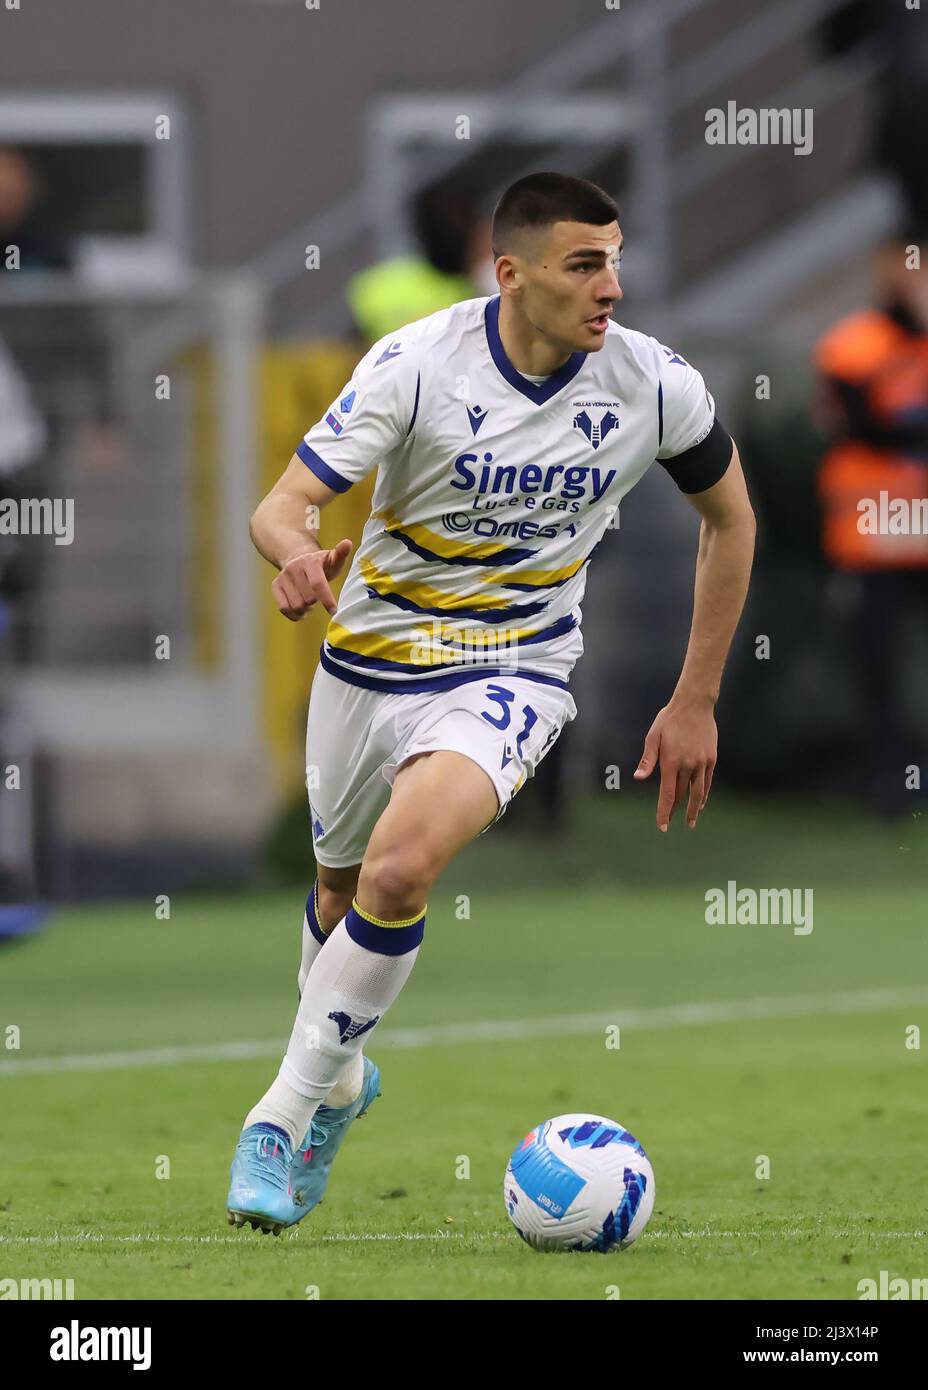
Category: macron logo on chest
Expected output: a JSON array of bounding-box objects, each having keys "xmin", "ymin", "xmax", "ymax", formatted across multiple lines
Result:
[{"xmin": 466, "ymin": 404, "xmax": 488, "ymax": 436}]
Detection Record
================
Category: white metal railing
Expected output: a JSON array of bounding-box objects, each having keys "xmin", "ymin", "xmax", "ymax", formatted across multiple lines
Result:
[
  {"xmin": 1, "ymin": 275, "xmax": 264, "ymax": 757},
  {"xmin": 248, "ymin": 0, "xmax": 706, "ymax": 295},
  {"xmin": 250, "ymin": 0, "xmax": 885, "ymax": 334}
]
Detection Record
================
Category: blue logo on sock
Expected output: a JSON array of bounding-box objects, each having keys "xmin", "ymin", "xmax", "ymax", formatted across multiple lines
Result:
[{"xmin": 328, "ymin": 1010, "xmax": 381, "ymax": 1045}]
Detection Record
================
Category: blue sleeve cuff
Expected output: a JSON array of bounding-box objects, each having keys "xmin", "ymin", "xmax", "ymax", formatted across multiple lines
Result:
[{"xmin": 297, "ymin": 441, "xmax": 352, "ymax": 493}]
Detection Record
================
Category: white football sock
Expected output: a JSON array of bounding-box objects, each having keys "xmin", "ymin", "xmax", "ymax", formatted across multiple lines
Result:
[
  {"xmin": 241, "ymin": 1029, "xmax": 365, "ymax": 1143},
  {"xmin": 325, "ymin": 1050, "xmax": 365, "ymax": 1108},
  {"xmin": 297, "ymin": 884, "xmax": 364, "ymax": 1112},
  {"xmin": 247, "ymin": 901, "xmax": 425, "ymax": 1146},
  {"xmin": 243, "ymin": 1074, "xmax": 311, "ymax": 1146},
  {"xmin": 298, "ymin": 881, "xmax": 330, "ymax": 994}
]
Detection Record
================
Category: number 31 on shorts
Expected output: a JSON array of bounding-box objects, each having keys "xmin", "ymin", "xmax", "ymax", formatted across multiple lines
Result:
[{"xmin": 479, "ymin": 683, "xmax": 539, "ymax": 769}]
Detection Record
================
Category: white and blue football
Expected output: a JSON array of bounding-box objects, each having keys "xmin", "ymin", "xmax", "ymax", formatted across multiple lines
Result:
[{"xmin": 504, "ymin": 1113, "xmax": 655, "ymax": 1252}]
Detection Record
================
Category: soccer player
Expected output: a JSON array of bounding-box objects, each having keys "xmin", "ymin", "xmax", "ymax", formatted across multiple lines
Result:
[{"xmin": 227, "ymin": 173, "xmax": 756, "ymax": 1232}]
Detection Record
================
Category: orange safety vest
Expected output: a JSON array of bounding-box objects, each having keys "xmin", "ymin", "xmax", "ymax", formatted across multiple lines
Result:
[{"xmin": 815, "ymin": 310, "xmax": 928, "ymax": 570}]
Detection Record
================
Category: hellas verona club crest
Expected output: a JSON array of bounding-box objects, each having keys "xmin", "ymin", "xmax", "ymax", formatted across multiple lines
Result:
[{"xmin": 571, "ymin": 398, "xmax": 620, "ymax": 450}]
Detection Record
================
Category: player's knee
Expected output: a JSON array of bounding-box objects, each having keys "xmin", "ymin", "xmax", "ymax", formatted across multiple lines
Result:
[{"xmin": 359, "ymin": 848, "xmax": 432, "ymax": 918}]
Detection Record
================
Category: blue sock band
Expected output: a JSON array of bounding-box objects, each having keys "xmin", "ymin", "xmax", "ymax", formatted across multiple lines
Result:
[
  {"xmin": 345, "ymin": 899, "xmax": 426, "ymax": 956},
  {"xmin": 305, "ymin": 881, "xmax": 328, "ymax": 947}
]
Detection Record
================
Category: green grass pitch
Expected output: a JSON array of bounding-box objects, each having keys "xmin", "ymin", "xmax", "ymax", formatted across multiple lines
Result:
[{"xmin": 1, "ymin": 797, "xmax": 926, "ymax": 1299}]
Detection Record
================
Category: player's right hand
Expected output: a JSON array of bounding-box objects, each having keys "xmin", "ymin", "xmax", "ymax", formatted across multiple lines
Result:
[{"xmin": 271, "ymin": 539, "xmax": 353, "ymax": 621}]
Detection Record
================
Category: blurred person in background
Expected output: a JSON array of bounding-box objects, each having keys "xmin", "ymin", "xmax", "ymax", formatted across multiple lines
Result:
[
  {"xmin": 0, "ymin": 146, "xmax": 55, "ymax": 499},
  {"xmin": 347, "ymin": 185, "xmax": 492, "ymax": 345},
  {"xmin": 0, "ymin": 145, "xmax": 72, "ymax": 273},
  {"xmin": 814, "ymin": 230, "xmax": 928, "ymax": 811},
  {"xmin": 0, "ymin": 324, "xmax": 47, "ymax": 929},
  {"xmin": 0, "ymin": 332, "xmax": 47, "ymax": 638},
  {"xmin": 0, "ymin": 142, "xmax": 127, "ymax": 653}
]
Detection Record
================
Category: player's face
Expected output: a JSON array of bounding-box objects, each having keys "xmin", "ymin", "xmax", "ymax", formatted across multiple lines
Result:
[{"xmin": 512, "ymin": 220, "xmax": 624, "ymax": 352}]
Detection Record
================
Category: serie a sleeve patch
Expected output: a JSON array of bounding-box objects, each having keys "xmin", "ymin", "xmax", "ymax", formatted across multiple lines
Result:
[{"xmin": 658, "ymin": 417, "xmax": 734, "ymax": 494}]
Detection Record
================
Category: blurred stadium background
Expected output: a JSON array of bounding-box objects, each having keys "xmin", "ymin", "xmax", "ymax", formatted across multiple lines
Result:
[{"xmin": 0, "ymin": 0, "xmax": 926, "ymax": 1301}]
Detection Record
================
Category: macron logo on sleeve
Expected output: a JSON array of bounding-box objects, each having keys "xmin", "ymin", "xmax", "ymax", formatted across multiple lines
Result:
[
  {"xmin": 662, "ymin": 346, "xmax": 688, "ymax": 367},
  {"xmin": 374, "ymin": 341, "xmax": 403, "ymax": 366}
]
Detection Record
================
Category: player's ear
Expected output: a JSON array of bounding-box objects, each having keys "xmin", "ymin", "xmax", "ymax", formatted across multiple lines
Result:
[{"xmin": 496, "ymin": 254, "xmax": 520, "ymax": 293}]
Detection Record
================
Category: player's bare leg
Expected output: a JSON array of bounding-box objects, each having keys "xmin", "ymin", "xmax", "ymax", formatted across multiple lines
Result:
[
  {"xmin": 316, "ymin": 863, "xmax": 359, "ymax": 929},
  {"xmin": 228, "ymin": 750, "xmax": 498, "ymax": 1231},
  {"xmin": 281, "ymin": 747, "xmax": 497, "ymax": 1121},
  {"xmin": 356, "ymin": 750, "xmax": 499, "ymax": 920}
]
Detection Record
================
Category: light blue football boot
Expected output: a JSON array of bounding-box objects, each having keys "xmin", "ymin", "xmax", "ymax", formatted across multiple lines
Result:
[
  {"xmin": 226, "ymin": 1123, "xmax": 299, "ymax": 1235},
  {"xmin": 289, "ymin": 1058, "xmax": 382, "ymax": 1221}
]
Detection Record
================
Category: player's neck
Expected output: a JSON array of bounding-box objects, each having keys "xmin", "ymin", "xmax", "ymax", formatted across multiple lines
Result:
[{"xmin": 497, "ymin": 296, "xmax": 573, "ymax": 378}]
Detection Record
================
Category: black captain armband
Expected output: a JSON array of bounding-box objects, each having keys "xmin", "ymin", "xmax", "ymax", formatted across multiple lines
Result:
[{"xmin": 659, "ymin": 418, "xmax": 734, "ymax": 494}]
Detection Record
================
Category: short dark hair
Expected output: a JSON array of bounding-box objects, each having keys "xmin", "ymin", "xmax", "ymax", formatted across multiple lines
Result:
[{"xmin": 491, "ymin": 172, "xmax": 618, "ymax": 259}]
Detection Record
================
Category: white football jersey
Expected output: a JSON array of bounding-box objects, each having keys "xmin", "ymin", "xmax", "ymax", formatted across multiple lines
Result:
[{"xmin": 297, "ymin": 295, "xmax": 730, "ymax": 693}]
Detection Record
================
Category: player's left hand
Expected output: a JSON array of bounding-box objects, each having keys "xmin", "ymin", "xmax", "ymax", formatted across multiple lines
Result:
[{"xmin": 632, "ymin": 700, "xmax": 717, "ymax": 832}]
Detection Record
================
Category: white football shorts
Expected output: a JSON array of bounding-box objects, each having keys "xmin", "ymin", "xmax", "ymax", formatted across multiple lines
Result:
[{"xmin": 305, "ymin": 662, "xmax": 577, "ymax": 868}]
